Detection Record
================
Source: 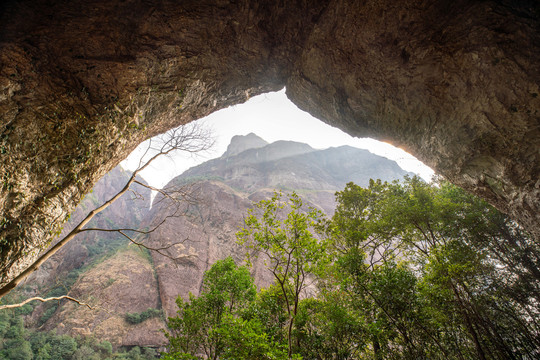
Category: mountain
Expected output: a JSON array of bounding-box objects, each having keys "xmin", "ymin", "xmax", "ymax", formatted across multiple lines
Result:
[
  {"xmin": 223, "ymin": 132, "xmax": 269, "ymax": 157},
  {"xmin": 144, "ymin": 135, "xmax": 413, "ymax": 317},
  {"xmin": 17, "ymin": 134, "xmax": 413, "ymax": 349},
  {"xmin": 179, "ymin": 134, "xmax": 410, "ymax": 213}
]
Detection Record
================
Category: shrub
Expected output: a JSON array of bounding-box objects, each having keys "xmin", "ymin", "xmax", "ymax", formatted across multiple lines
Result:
[{"xmin": 124, "ymin": 308, "xmax": 162, "ymax": 325}]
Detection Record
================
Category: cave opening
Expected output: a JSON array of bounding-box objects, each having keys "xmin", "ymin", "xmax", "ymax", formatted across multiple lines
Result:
[{"xmin": 121, "ymin": 89, "xmax": 434, "ymax": 190}]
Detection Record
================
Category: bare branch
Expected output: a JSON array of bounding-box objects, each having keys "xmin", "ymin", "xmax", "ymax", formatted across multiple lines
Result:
[
  {"xmin": 118, "ymin": 230, "xmax": 181, "ymax": 259},
  {"xmin": 81, "ymin": 201, "xmax": 186, "ymax": 236},
  {"xmin": 0, "ymin": 295, "xmax": 93, "ymax": 310},
  {"xmin": 0, "ymin": 123, "xmax": 213, "ymax": 299}
]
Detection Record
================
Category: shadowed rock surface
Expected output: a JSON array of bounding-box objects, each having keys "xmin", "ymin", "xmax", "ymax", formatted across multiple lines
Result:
[
  {"xmin": 21, "ymin": 167, "xmax": 160, "ymax": 349},
  {"xmin": 0, "ymin": 0, "xmax": 538, "ymax": 284}
]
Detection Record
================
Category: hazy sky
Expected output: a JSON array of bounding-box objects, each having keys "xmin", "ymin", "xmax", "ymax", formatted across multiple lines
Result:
[{"xmin": 122, "ymin": 89, "xmax": 434, "ymax": 188}]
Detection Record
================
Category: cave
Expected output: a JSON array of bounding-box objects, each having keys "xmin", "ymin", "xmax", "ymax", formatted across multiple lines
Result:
[{"xmin": 0, "ymin": 0, "xmax": 538, "ymax": 284}]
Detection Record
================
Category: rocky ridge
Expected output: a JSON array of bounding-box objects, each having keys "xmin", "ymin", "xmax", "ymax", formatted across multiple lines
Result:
[
  {"xmin": 144, "ymin": 133, "xmax": 413, "ymax": 318},
  {"xmin": 20, "ymin": 167, "xmax": 158, "ymax": 348}
]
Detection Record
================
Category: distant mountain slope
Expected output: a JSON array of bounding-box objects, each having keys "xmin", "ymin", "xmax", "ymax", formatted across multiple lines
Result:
[
  {"xmin": 19, "ymin": 167, "xmax": 157, "ymax": 348},
  {"xmin": 178, "ymin": 134, "xmax": 412, "ymax": 213},
  {"xmin": 222, "ymin": 132, "xmax": 269, "ymax": 157},
  {"xmin": 184, "ymin": 136, "xmax": 410, "ymax": 189}
]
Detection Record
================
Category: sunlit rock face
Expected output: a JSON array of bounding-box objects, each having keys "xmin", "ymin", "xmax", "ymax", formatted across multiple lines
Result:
[{"xmin": 0, "ymin": 0, "xmax": 538, "ymax": 283}]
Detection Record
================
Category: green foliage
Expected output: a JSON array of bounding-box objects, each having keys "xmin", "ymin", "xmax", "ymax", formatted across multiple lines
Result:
[
  {"xmin": 4, "ymin": 338, "xmax": 34, "ymax": 360},
  {"xmin": 34, "ymin": 342, "xmax": 52, "ymax": 360},
  {"xmin": 214, "ymin": 313, "xmax": 289, "ymax": 360},
  {"xmin": 73, "ymin": 345, "xmax": 100, "ymax": 360},
  {"xmin": 294, "ymin": 296, "xmax": 366, "ymax": 360},
  {"xmin": 201, "ymin": 256, "xmax": 257, "ymax": 313},
  {"xmin": 4, "ymin": 178, "xmax": 536, "ymax": 360},
  {"xmin": 38, "ymin": 303, "xmax": 59, "ymax": 326},
  {"xmin": 47, "ymin": 335, "xmax": 78, "ymax": 359},
  {"xmin": 321, "ymin": 177, "xmax": 540, "ymax": 359},
  {"xmin": 0, "ymin": 301, "xmax": 160, "ymax": 359},
  {"xmin": 125, "ymin": 308, "xmax": 163, "ymax": 325},
  {"xmin": 237, "ymin": 191, "xmax": 329, "ymax": 358},
  {"xmin": 97, "ymin": 340, "xmax": 113, "ymax": 356},
  {"xmin": 85, "ymin": 234, "xmax": 130, "ymax": 260},
  {"xmin": 167, "ymin": 180, "xmax": 539, "ymax": 359},
  {"xmin": 164, "ymin": 257, "xmax": 286, "ymax": 360}
]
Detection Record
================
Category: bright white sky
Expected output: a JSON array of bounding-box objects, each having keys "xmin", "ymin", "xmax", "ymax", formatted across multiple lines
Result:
[{"xmin": 122, "ymin": 89, "xmax": 434, "ymax": 188}]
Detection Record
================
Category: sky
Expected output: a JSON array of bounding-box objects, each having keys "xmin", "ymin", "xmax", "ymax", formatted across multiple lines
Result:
[{"xmin": 121, "ymin": 89, "xmax": 434, "ymax": 188}]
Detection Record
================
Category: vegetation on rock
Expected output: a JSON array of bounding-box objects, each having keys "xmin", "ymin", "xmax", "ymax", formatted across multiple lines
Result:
[
  {"xmin": 0, "ymin": 297, "xmax": 159, "ymax": 359},
  {"xmin": 125, "ymin": 308, "xmax": 163, "ymax": 325}
]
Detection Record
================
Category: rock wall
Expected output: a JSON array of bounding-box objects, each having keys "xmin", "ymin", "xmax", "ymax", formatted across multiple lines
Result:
[{"xmin": 0, "ymin": 0, "xmax": 538, "ymax": 283}]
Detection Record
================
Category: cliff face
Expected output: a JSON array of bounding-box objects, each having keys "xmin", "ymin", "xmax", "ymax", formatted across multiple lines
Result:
[
  {"xmin": 42, "ymin": 246, "xmax": 166, "ymax": 348},
  {"xmin": 144, "ymin": 134, "xmax": 413, "ymax": 317},
  {"xmin": 223, "ymin": 133, "xmax": 269, "ymax": 157},
  {"xmin": 20, "ymin": 166, "xmax": 163, "ymax": 348},
  {"xmin": 23, "ymin": 134, "xmax": 412, "ymax": 347},
  {"xmin": 0, "ymin": 0, "xmax": 538, "ymax": 284},
  {"xmin": 25, "ymin": 166, "xmax": 151, "ymax": 290}
]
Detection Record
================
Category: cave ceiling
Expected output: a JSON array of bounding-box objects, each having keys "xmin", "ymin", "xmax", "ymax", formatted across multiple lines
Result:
[{"xmin": 0, "ymin": 0, "xmax": 538, "ymax": 284}]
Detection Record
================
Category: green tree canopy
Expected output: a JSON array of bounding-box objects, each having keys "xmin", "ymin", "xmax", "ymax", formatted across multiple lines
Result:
[
  {"xmin": 164, "ymin": 257, "xmax": 286, "ymax": 360},
  {"xmin": 164, "ymin": 180, "xmax": 539, "ymax": 360},
  {"xmin": 237, "ymin": 191, "xmax": 329, "ymax": 358}
]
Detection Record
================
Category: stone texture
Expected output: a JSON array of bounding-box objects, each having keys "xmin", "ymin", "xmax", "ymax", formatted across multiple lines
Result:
[
  {"xmin": 20, "ymin": 166, "xmax": 158, "ymax": 348},
  {"xmin": 42, "ymin": 246, "xmax": 166, "ymax": 348},
  {"xmin": 0, "ymin": 0, "xmax": 539, "ymax": 284},
  {"xmin": 286, "ymin": 0, "xmax": 540, "ymax": 243},
  {"xmin": 223, "ymin": 133, "xmax": 269, "ymax": 157},
  {"xmin": 25, "ymin": 166, "xmax": 150, "ymax": 289}
]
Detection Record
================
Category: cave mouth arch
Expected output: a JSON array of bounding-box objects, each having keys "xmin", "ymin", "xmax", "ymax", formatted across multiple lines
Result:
[
  {"xmin": 0, "ymin": 0, "xmax": 538, "ymax": 284},
  {"xmin": 121, "ymin": 89, "xmax": 435, "ymax": 190}
]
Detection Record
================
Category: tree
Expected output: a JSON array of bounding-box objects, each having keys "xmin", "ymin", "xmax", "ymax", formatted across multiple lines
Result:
[
  {"xmin": 214, "ymin": 313, "xmax": 289, "ymax": 360},
  {"xmin": 164, "ymin": 257, "xmax": 259, "ymax": 360},
  {"xmin": 294, "ymin": 295, "xmax": 366, "ymax": 360},
  {"xmin": 4, "ymin": 339, "xmax": 34, "ymax": 360},
  {"xmin": 47, "ymin": 334, "xmax": 78, "ymax": 359},
  {"xmin": 237, "ymin": 191, "xmax": 329, "ymax": 358},
  {"xmin": 34, "ymin": 343, "xmax": 52, "ymax": 360},
  {"xmin": 73, "ymin": 345, "xmax": 100, "ymax": 360},
  {"xmin": 163, "ymin": 178, "xmax": 539, "ymax": 359},
  {"xmin": 0, "ymin": 123, "xmax": 213, "ymax": 308},
  {"xmin": 326, "ymin": 177, "xmax": 540, "ymax": 359},
  {"xmin": 96, "ymin": 340, "xmax": 113, "ymax": 356}
]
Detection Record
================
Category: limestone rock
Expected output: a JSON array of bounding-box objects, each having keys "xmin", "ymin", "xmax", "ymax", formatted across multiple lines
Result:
[
  {"xmin": 42, "ymin": 246, "xmax": 166, "ymax": 348},
  {"xmin": 19, "ymin": 136, "xmax": 417, "ymax": 347},
  {"xmin": 145, "ymin": 136, "xmax": 412, "ymax": 317}
]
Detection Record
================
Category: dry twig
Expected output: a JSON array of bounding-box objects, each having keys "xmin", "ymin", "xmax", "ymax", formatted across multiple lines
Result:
[{"xmin": 0, "ymin": 295, "xmax": 92, "ymax": 310}]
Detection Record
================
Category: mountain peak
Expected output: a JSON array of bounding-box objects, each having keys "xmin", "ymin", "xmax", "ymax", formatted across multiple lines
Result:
[{"xmin": 223, "ymin": 133, "xmax": 268, "ymax": 157}]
